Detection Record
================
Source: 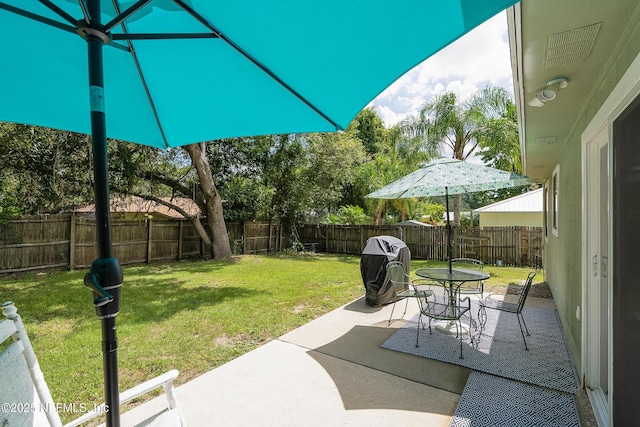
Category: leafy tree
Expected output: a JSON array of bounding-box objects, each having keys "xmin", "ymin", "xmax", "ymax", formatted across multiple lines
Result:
[
  {"xmin": 0, "ymin": 123, "xmax": 153, "ymax": 215},
  {"xmin": 0, "ymin": 122, "xmax": 232, "ymax": 258},
  {"xmin": 206, "ymin": 136, "xmax": 274, "ymax": 221},
  {"xmin": 1, "ymin": 124, "xmax": 81, "ymax": 214},
  {"xmin": 219, "ymin": 176, "xmax": 273, "ymax": 222},
  {"xmin": 303, "ymin": 130, "xmax": 367, "ymax": 217},
  {"xmin": 323, "ymin": 205, "xmax": 370, "ymax": 225},
  {"xmin": 1, "ymin": 120, "xmax": 371, "ymax": 257},
  {"xmin": 411, "ymin": 200, "xmax": 446, "ymax": 225},
  {"xmin": 476, "ymin": 100, "xmax": 522, "ymax": 173},
  {"xmin": 460, "ymin": 212, "xmax": 480, "ymax": 227},
  {"xmin": 263, "ymin": 134, "xmax": 308, "ymax": 227},
  {"xmin": 355, "ymin": 154, "xmax": 401, "ymax": 224},
  {"xmin": 400, "ymin": 86, "xmax": 521, "ymax": 225},
  {"xmin": 263, "ymin": 130, "xmax": 367, "ymax": 231},
  {"xmin": 350, "ymin": 107, "xmax": 388, "ymax": 156}
]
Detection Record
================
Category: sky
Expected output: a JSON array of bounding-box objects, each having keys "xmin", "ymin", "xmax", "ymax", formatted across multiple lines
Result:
[{"xmin": 370, "ymin": 11, "xmax": 514, "ymax": 128}]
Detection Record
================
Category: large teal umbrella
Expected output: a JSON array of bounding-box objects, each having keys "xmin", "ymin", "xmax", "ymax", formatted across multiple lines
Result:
[
  {"xmin": 0, "ymin": 2, "xmax": 518, "ymax": 425},
  {"xmin": 366, "ymin": 158, "xmax": 535, "ymax": 271}
]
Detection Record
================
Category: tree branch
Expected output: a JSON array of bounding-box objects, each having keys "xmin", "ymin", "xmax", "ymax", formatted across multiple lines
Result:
[
  {"xmin": 143, "ymin": 171, "xmax": 207, "ymax": 213},
  {"xmin": 445, "ymin": 136, "xmax": 455, "ymax": 151},
  {"xmin": 144, "ymin": 171, "xmax": 193, "ymax": 197},
  {"xmin": 132, "ymin": 193, "xmax": 196, "ymax": 219},
  {"xmin": 133, "ymin": 192, "xmax": 212, "ymax": 246},
  {"xmin": 463, "ymin": 142, "xmax": 480, "ymax": 160}
]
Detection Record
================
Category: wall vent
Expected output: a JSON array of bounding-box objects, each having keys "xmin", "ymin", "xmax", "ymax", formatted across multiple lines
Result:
[{"xmin": 544, "ymin": 22, "xmax": 601, "ymax": 69}]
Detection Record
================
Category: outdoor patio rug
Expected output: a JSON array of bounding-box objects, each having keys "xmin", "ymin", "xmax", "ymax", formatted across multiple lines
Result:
[
  {"xmin": 450, "ymin": 371, "xmax": 580, "ymax": 427},
  {"xmin": 381, "ymin": 304, "xmax": 579, "ymax": 394}
]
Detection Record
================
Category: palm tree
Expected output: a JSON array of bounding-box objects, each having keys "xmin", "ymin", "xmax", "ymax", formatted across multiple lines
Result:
[
  {"xmin": 400, "ymin": 86, "xmax": 518, "ymax": 225},
  {"xmin": 357, "ymin": 125, "xmax": 436, "ymax": 224}
]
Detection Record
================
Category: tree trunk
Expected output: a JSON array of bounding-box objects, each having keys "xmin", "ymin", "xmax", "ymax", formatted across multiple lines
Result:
[
  {"xmin": 452, "ymin": 152, "xmax": 464, "ymax": 227},
  {"xmin": 453, "ymin": 193, "xmax": 462, "ymax": 226},
  {"xmin": 184, "ymin": 143, "xmax": 231, "ymax": 259}
]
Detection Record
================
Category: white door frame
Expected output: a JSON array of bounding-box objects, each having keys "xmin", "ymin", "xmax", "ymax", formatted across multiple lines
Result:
[
  {"xmin": 582, "ymin": 125, "xmax": 611, "ymax": 426},
  {"xmin": 581, "ymin": 51, "xmax": 640, "ymax": 427}
]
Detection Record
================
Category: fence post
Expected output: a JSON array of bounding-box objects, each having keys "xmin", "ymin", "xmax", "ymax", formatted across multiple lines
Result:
[
  {"xmin": 268, "ymin": 220, "xmax": 272, "ymax": 252},
  {"xmin": 147, "ymin": 219, "xmax": 153, "ymax": 263},
  {"xmin": 69, "ymin": 214, "xmax": 76, "ymax": 270},
  {"xmin": 243, "ymin": 220, "xmax": 248, "ymax": 254},
  {"xmin": 178, "ymin": 220, "xmax": 184, "ymax": 260},
  {"xmin": 325, "ymin": 225, "xmax": 329, "ymax": 253}
]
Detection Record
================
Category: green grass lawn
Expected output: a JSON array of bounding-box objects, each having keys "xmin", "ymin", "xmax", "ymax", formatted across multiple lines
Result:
[{"xmin": 0, "ymin": 254, "xmax": 539, "ymax": 421}]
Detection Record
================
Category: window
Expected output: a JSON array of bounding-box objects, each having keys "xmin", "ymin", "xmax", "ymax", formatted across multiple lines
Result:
[{"xmin": 552, "ymin": 164, "xmax": 560, "ymax": 236}]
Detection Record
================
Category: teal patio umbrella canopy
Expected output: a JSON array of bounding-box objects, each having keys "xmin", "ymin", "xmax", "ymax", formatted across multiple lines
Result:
[
  {"xmin": 0, "ymin": 2, "xmax": 518, "ymax": 425},
  {"xmin": 0, "ymin": 0, "xmax": 518, "ymax": 148},
  {"xmin": 366, "ymin": 158, "xmax": 535, "ymax": 271}
]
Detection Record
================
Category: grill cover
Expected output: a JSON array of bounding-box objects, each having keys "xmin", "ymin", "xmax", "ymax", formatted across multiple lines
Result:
[{"xmin": 360, "ymin": 235, "xmax": 411, "ymax": 306}]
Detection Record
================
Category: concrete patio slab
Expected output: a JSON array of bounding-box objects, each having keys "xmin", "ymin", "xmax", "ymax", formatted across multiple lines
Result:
[{"xmin": 117, "ymin": 293, "xmax": 595, "ymax": 427}]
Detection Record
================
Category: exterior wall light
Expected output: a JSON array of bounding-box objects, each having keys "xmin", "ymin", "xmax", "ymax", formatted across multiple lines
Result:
[{"xmin": 528, "ymin": 77, "xmax": 569, "ymax": 107}]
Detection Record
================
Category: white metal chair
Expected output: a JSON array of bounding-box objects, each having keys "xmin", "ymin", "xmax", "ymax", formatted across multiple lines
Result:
[
  {"xmin": 451, "ymin": 258, "xmax": 485, "ymax": 297},
  {"xmin": 1, "ymin": 301, "xmax": 186, "ymax": 427},
  {"xmin": 386, "ymin": 261, "xmax": 434, "ymax": 327}
]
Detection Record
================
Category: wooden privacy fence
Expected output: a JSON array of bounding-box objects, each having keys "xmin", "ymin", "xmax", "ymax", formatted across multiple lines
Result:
[
  {"xmin": 0, "ymin": 215, "xmax": 542, "ymax": 274},
  {"xmin": 297, "ymin": 224, "xmax": 543, "ymax": 267},
  {"xmin": 0, "ymin": 215, "xmax": 292, "ymax": 274}
]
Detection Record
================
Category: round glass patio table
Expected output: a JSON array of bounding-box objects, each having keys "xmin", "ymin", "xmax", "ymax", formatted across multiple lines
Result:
[{"xmin": 415, "ymin": 267, "xmax": 490, "ymax": 334}]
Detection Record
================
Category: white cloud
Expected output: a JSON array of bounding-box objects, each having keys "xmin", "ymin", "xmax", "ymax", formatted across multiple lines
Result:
[{"xmin": 371, "ymin": 12, "xmax": 512, "ymax": 127}]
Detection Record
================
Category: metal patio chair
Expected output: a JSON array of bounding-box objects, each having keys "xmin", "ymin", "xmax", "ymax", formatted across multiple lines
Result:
[
  {"xmin": 416, "ymin": 282, "xmax": 474, "ymax": 359},
  {"xmin": 414, "ymin": 280, "xmax": 473, "ymax": 359},
  {"xmin": 386, "ymin": 261, "xmax": 434, "ymax": 327},
  {"xmin": 477, "ymin": 270, "xmax": 538, "ymax": 350}
]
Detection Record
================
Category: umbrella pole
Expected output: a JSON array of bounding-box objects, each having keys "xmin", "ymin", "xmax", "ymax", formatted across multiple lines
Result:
[
  {"xmin": 84, "ymin": 1, "xmax": 122, "ymax": 425},
  {"xmin": 446, "ymin": 187, "xmax": 452, "ymax": 273}
]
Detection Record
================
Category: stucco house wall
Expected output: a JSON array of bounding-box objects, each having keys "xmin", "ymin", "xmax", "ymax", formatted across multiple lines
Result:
[
  {"xmin": 539, "ymin": 7, "xmax": 640, "ymax": 377},
  {"xmin": 479, "ymin": 212, "xmax": 542, "ymax": 228}
]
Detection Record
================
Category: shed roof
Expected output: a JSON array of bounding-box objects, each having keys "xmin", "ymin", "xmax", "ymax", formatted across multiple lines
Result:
[{"xmin": 475, "ymin": 188, "xmax": 543, "ymax": 213}]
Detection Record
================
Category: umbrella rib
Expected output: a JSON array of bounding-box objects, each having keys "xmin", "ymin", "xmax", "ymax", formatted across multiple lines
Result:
[
  {"xmin": 0, "ymin": 2, "xmax": 76, "ymax": 34},
  {"xmin": 112, "ymin": 32, "xmax": 218, "ymax": 40},
  {"xmin": 39, "ymin": 0, "xmax": 77, "ymax": 26},
  {"xmin": 111, "ymin": 2, "xmax": 171, "ymax": 147},
  {"xmin": 106, "ymin": 40, "xmax": 132, "ymax": 52},
  {"xmin": 170, "ymin": 0, "xmax": 344, "ymax": 131},
  {"xmin": 104, "ymin": 0, "xmax": 152, "ymax": 33}
]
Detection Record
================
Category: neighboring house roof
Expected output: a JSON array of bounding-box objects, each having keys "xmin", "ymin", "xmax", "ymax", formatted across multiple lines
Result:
[
  {"xmin": 395, "ymin": 220, "xmax": 433, "ymax": 227},
  {"xmin": 475, "ymin": 189, "xmax": 543, "ymax": 213},
  {"xmin": 75, "ymin": 196, "xmax": 200, "ymax": 219}
]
